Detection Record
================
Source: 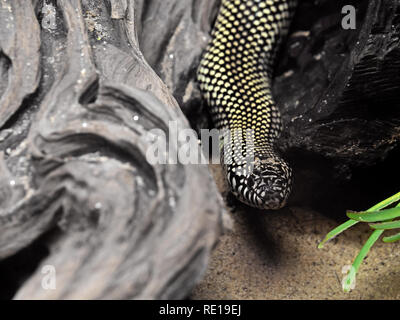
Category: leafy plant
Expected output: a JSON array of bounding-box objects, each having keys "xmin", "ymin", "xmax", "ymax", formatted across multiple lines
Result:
[{"xmin": 319, "ymin": 191, "xmax": 400, "ymax": 292}]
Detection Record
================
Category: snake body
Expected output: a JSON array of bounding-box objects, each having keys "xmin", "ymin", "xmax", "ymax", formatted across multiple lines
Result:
[{"xmin": 197, "ymin": 0, "xmax": 297, "ymax": 210}]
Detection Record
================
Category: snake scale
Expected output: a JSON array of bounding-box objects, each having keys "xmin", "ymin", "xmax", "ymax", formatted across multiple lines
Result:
[{"xmin": 197, "ymin": 0, "xmax": 297, "ymax": 210}]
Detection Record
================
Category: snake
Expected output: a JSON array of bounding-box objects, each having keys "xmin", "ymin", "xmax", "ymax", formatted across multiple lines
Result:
[{"xmin": 197, "ymin": 0, "xmax": 297, "ymax": 210}]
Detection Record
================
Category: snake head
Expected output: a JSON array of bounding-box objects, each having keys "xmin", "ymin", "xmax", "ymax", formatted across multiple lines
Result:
[{"xmin": 226, "ymin": 155, "xmax": 292, "ymax": 210}]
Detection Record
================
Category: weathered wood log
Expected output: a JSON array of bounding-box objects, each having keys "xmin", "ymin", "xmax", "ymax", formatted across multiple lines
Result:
[{"xmin": 0, "ymin": 0, "xmax": 222, "ymax": 299}]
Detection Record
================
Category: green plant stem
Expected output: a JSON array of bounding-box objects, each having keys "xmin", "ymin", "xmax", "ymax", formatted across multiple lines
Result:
[{"xmin": 343, "ymin": 229, "xmax": 383, "ymax": 292}]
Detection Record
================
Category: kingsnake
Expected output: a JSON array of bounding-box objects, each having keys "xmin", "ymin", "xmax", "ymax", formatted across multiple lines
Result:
[{"xmin": 197, "ymin": 0, "xmax": 297, "ymax": 209}]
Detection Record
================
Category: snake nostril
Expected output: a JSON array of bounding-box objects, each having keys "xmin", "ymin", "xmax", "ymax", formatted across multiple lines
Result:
[{"xmin": 258, "ymin": 184, "xmax": 273, "ymax": 195}]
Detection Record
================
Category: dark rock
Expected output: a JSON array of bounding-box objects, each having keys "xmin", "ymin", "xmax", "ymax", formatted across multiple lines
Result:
[{"xmin": 274, "ymin": 0, "xmax": 400, "ymax": 168}]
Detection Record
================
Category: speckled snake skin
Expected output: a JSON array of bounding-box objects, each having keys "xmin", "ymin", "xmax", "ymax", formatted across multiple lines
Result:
[{"xmin": 197, "ymin": 0, "xmax": 297, "ymax": 209}]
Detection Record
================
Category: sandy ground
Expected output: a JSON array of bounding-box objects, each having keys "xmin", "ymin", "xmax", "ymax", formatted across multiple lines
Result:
[{"xmin": 191, "ymin": 165, "xmax": 400, "ymax": 300}]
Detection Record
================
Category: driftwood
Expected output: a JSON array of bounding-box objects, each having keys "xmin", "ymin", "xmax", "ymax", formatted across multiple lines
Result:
[
  {"xmin": 0, "ymin": 0, "xmax": 222, "ymax": 299},
  {"xmin": 1, "ymin": 0, "xmax": 400, "ymax": 300}
]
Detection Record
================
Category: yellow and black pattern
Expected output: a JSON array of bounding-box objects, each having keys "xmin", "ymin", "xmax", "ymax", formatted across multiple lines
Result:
[{"xmin": 197, "ymin": 0, "xmax": 297, "ymax": 209}]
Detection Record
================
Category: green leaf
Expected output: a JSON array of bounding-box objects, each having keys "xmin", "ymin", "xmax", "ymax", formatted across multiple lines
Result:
[
  {"xmin": 347, "ymin": 207, "xmax": 400, "ymax": 222},
  {"xmin": 319, "ymin": 191, "xmax": 400, "ymax": 293},
  {"xmin": 319, "ymin": 192, "xmax": 400, "ymax": 249},
  {"xmin": 368, "ymin": 191, "xmax": 400, "ymax": 211},
  {"xmin": 367, "ymin": 192, "xmax": 400, "ymax": 212},
  {"xmin": 318, "ymin": 220, "xmax": 358, "ymax": 249},
  {"xmin": 383, "ymin": 232, "xmax": 400, "ymax": 243},
  {"xmin": 369, "ymin": 220, "xmax": 400, "ymax": 230}
]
